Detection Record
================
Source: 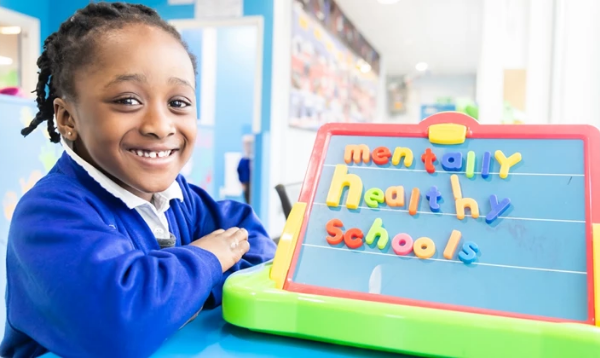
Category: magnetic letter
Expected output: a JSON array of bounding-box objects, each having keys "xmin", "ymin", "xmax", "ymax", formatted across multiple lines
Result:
[
  {"xmin": 459, "ymin": 242, "xmax": 480, "ymax": 264},
  {"xmin": 365, "ymin": 218, "xmax": 389, "ymax": 250},
  {"xmin": 326, "ymin": 219, "xmax": 344, "ymax": 245},
  {"xmin": 344, "ymin": 144, "xmax": 370, "ymax": 164},
  {"xmin": 426, "ymin": 186, "xmax": 442, "ymax": 212},
  {"xmin": 372, "ymin": 147, "xmax": 392, "ymax": 165},
  {"xmin": 486, "ymin": 195, "xmax": 511, "ymax": 224},
  {"xmin": 495, "ymin": 150, "xmax": 522, "ymax": 179},
  {"xmin": 421, "ymin": 148, "xmax": 437, "ymax": 174},
  {"xmin": 364, "ymin": 188, "xmax": 385, "ymax": 208},
  {"xmin": 326, "ymin": 165, "xmax": 363, "ymax": 209},
  {"xmin": 441, "ymin": 152, "xmax": 463, "ymax": 171}
]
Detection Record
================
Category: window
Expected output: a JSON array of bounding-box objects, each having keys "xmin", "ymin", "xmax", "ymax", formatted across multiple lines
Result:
[{"xmin": 0, "ymin": 23, "xmax": 22, "ymax": 88}]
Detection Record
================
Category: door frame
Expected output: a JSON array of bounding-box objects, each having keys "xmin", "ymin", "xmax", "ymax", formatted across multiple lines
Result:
[
  {"xmin": 0, "ymin": 6, "xmax": 40, "ymax": 97},
  {"xmin": 170, "ymin": 17, "xmax": 264, "ymax": 134}
]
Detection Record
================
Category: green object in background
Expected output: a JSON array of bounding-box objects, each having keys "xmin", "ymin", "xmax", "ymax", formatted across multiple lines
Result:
[
  {"xmin": 455, "ymin": 98, "xmax": 479, "ymax": 120},
  {"xmin": 0, "ymin": 70, "xmax": 19, "ymax": 88},
  {"xmin": 223, "ymin": 262, "xmax": 600, "ymax": 358}
]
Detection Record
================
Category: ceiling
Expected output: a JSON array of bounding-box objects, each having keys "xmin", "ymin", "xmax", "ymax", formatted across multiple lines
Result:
[{"xmin": 334, "ymin": 0, "xmax": 484, "ymax": 76}]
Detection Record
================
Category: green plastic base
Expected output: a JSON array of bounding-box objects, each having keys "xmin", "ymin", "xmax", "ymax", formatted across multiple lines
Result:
[{"xmin": 222, "ymin": 262, "xmax": 600, "ymax": 358}]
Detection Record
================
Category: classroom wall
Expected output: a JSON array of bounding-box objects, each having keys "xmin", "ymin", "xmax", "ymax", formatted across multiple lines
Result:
[
  {"xmin": 47, "ymin": 0, "xmax": 196, "ymax": 38},
  {"xmin": 384, "ymin": 74, "xmax": 477, "ymax": 124},
  {"xmin": 268, "ymin": 0, "xmax": 386, "ymax": 235}
]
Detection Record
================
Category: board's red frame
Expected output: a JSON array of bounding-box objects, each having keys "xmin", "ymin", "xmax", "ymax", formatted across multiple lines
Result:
[{"xmin": 283, "ymin": 112, "xmax": 600, "ymax": 324}]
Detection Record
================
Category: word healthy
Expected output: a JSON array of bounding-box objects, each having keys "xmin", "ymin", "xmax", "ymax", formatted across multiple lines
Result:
[{"xmin": 323, "ymin": 144, "xmax": 523, "ymax": 265}]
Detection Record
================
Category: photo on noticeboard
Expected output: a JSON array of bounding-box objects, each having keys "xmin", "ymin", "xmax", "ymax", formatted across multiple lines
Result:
[{"xmin": 289, "ymin": 0, "xmax": 380, "ymax": 131}]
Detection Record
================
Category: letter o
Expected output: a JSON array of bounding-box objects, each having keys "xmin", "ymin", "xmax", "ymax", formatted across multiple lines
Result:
[
  {"xmin": 392, "ymin": 233, "xmax": 413, "ymax": 256},
  {"xmin": 413, "ymin": 237, "xmax": 436, "ymax": 259}
]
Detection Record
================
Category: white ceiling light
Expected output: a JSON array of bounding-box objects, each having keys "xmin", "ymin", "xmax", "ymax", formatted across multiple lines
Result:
[
  {"xmin": 0, "ymin": 56, "xmax": 13, "ymax": 65},
  {"xmin": 377, "ymin": 0, "xmax": 400, "ymax": 4},
  {"xmin": 0, "ymin": 26, "xmax": 22, "ymax": 35},
  {"xmin": 415, "ymin": 62, "xmax": 429, "ymax": 72}
]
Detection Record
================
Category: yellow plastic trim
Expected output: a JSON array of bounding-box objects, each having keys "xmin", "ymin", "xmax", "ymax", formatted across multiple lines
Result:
[
  {"xmin": 594, "ymin": 224, "xmax": 600, "ymax": 326},
  {"xmin": 428, "ymin": 123, "xmax": 467, "ymax": 145},
  {"xmin": 270, "ymin": 202, "xmax": 307, "ymax": 289}
]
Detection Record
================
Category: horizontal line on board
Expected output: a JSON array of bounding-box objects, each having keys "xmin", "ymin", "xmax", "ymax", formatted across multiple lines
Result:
[
  {"xmin": 312, "ymin": 203, "xmax": 586, "ymax": 224},
  {"xmin": 323, "ymin": 164, "xmax": 584, "ymax": 177},
  {"xmin": 302, "ymin": 244, "xmax": 587, "ymax": 275}
]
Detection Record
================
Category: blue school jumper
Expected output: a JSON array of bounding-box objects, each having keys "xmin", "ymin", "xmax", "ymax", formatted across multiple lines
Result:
[{"xmin": 0, "ymin": 152, "xmax": 276, "ymax": 358}]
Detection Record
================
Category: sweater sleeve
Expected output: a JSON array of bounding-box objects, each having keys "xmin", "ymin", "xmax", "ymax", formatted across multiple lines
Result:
[
  {"xmin": 180, "ymin": 179, "xmax": 277, "ymax": 308},
  {"xmin": 4, "ymin": 179, "xmax": 223, "ymax": 358}
]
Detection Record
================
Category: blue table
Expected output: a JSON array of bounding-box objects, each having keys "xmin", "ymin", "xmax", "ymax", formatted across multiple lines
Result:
[
  {"xmin": 151, "ymin": 307, "xmax": 404, "ymax": 357},
  {"xmin": 43, "ymin": 306, "xmax": 406, "ymax": 357}
]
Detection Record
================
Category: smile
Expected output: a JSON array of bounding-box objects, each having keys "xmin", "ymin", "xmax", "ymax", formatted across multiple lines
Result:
[{"xmin": 129, "ymin": 149, "xmax": 175, "ymax": 158}]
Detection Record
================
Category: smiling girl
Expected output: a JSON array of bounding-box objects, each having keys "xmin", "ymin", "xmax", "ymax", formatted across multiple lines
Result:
[{"xmin": 0, "ymin": 3, "xmax": 276, "ymax": 357}]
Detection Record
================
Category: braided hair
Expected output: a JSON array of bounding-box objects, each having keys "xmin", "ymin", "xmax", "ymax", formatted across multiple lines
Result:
[{"xmin": 21, "ymin": 2, "xmax": 197, "ymax": 143}]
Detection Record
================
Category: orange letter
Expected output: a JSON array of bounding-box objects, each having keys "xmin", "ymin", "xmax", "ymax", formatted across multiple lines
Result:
[
  {"xmin": 385, "ymin": 186, "xmax": 405, "ymax": 207},
  {"xmin": 344, "ymin": 144, "xmax": 370, "ymax": 164},
  {"xmin": 409, "ymin": 188, "xmax": 420, "ymax": 216},
  {"xmin": 344, "ymin": 228, "xmax": 364, "ymax": 249},
  {"xmin": 443, "ymin": 230, "xmax": 462, "ymax": 260},
  {"xmin": 372, "ymin": 147, "xmax": 392, "ymax": 165},
  {"xmin": 326, "ymin": 219, "xmax": 344, "ymax": 245}
]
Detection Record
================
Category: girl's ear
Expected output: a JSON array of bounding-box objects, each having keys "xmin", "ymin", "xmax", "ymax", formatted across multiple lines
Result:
[{"xmin": 54, "ymin": 98, "xmax": 77, "ymax": 141}]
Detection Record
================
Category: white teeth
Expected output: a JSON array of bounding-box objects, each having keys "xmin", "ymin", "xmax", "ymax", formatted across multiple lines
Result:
[{"xmin": 132, "ymin": 149, "xmax": 172, "ymax": 159}]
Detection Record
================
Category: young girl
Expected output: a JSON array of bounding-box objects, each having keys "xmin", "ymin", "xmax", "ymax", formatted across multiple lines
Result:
[{"xmin": 0, "ymin": 3, "xmax": 276, "ymax": 357}]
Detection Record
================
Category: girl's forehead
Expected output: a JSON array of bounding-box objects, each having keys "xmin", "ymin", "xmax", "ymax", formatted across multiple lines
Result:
[{"xmin": 82, "ymin": 25, "xmax": 193, "ymax": 75}]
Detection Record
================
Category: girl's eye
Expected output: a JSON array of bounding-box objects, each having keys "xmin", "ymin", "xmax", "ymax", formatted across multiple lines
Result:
[
  {"xmin": 114, "ymin": 97, "xmax": 142, "ymax": 106},
  {"xmin": 169, "ymin": 99, "xmax": 191, "ymax": 108}
]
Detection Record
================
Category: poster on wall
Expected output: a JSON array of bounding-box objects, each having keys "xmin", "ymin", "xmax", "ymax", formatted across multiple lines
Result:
[{"xmin": 289, "ymin": 0, "xmax": 379, "ymax": 130}]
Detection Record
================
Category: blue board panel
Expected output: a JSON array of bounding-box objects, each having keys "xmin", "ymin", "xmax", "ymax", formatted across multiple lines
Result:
[{"xmin": 292, "ymin": 135, "xmax": 588, "ymax": 321}]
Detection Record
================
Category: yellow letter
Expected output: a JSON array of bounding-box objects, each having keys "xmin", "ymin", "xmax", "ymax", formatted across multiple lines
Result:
[
  {"xmin": 392, "ymin": 147, "xmax": 413, "ymax": 167},
  {"xmin": 450, "ymin": 174, "xmax": 462, "ymax": 200},
  {"xmin": 326, "ymin": 165, "xmax": 363, "ymax": 209},
  {"xmin": 344, "ymin": 144, "xmax": 370, "ymax": 164},
  {"xmin": 456, "ymin": 198, "xmax": 480, "ymax": 220},
  {"xmin": 495, "ymin": 150, "xmax": 522, "ymax": 179},
  {"xmin": 451, "ymin": 175, "xmax": 479, "ymax": 220}
]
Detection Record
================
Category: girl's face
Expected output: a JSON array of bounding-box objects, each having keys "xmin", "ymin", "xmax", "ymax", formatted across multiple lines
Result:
[{"xmin": 55, "ymin": 24, "xmax": 197, "ymax": 201}]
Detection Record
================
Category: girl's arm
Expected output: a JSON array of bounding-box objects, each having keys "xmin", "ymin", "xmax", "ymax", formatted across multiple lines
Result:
[
  {"xmin": 5, "ymin": 178, "xmax": 223, "ymax": 358},
  {"xmin": 178, "ymin": 177, "xmax": 277, "ymax": 307}
]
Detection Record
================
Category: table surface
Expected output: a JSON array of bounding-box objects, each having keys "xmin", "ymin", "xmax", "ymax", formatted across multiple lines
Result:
[
  {"xmin": 150, "ymin": 307, "xmax": 407, "ymax": 357},
  {"xmin": 43, "ymin": 306, "xmax": 408, "ymax": 357}
]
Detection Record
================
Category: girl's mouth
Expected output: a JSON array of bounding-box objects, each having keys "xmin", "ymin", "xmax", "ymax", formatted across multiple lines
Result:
[{"xmin": 129, "ymin": 149, "xmax": 177, "ymax": 159}]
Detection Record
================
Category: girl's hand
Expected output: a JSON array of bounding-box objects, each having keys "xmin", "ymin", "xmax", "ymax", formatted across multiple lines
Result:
[{"xmin": 190, "ymin": 227, "xmax": 250, "ymax": 272}]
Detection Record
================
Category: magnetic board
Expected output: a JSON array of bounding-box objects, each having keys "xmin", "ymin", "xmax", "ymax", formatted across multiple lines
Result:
[{"xmin": 285, "ymin": 112, "xmax": 596, "ymax": 324}]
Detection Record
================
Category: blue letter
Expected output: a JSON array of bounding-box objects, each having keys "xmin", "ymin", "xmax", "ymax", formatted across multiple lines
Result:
[
  {"xmin": 485, "ymin": 195, "xmax": 511, "ymax": 224},
  {"xmin": 441, "ymin": 152, "xmax": 463, "ymax": 171},
  {"xmin": 425, "ymin": 186, "xmax": 442, "ymax": 212},
  {"xmin": 459, "ymin": 242, "xmax": 479, "ymax": 264},
  {"xmin": 481, "ymin": 151, "xmax": 492, "ymax": 179}
]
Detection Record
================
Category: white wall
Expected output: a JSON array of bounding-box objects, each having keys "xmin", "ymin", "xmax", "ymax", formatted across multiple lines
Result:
[
  {"xmin": 549, "ymin": 0, "xmax": 600, "ymax": 126},
  {"xmin": 477, "ymin": 0, "xmax": 600, "ymax": 126}
]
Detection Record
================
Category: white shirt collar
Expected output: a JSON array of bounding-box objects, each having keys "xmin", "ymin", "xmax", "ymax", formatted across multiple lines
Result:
[{"xmin": 61, "ymin": 139, "xmax": 183, "ymax": 212}]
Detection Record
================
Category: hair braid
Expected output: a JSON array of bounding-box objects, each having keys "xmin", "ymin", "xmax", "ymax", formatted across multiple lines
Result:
[{"xmin": 21, "ymin": 2, "xmax": 197, "ymax": 143}]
